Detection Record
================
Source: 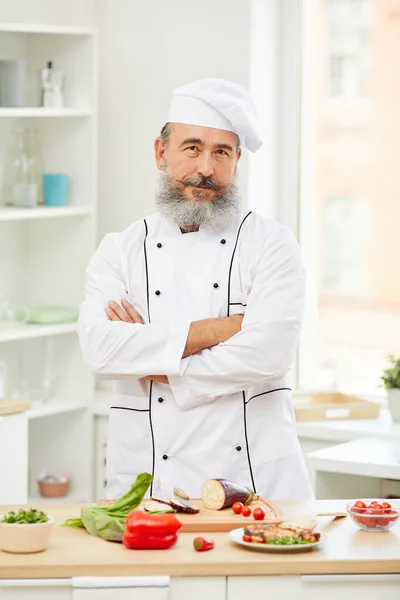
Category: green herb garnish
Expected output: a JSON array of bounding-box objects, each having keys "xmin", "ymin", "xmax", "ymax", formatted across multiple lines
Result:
[
  {"xmin": 1, "ymin": 509, "xmax": 49, "ymax": 524},
  {"xmin": 260, "ymin": 536, "xmax": 314, "ymax": 545}
]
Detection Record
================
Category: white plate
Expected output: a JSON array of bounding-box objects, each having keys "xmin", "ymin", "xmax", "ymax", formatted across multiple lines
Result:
[{"xmin": 228, "ymin": 527, "xmax": 325, "ymax": 552}]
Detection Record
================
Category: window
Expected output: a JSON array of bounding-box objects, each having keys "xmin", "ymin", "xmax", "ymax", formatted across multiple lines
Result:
[
  {"xmin": 322, "ymin": 197, "xmax": 369, "ymax": 296},
  {"xmin": 299, "ymin": 0, "xmax": 400, "ymax": 395},
  {"xmin": 326, "ymin": 0, "xmax": 370, "ymax": 98}
]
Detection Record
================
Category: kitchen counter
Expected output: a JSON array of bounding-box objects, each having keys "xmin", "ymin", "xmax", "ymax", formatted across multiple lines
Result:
[
  {"xmin": 0, "ymin": 501, "xmax": 399, "ymax": 579},
  {"xmin": 296, "ymin": 409, "xmax": 400, "ymax": 443}
]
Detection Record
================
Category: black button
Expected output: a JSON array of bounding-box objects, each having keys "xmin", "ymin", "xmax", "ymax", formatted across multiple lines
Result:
[
  {"xmin": 220, "ymin": 239, "xmax": 226, "ymax": 244},
  {"xmin": 155, "ymin": 290, "xmax": 161, "ymax": 296},
  {"xmin": 157, "ymin": 243, "xmax": 162, "ymax": 248},
  {"xmin": 162, "ymin": 454, "xmax": 168, "ymax": 460},
  {"xmin": 213, "ymin": 283, "xmax": 219, "ymax": 289},
  {"xmin": 158, "ymin": 397, "xmax": 164, "ymax": 403},
  {"xmin": 236, "ymin": 445, "xmax": 242, "ymax": 452}
]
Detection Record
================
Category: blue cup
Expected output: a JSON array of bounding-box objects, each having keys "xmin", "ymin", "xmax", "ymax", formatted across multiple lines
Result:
[{"xmin": 43, "ymin": 173, "xmax": 69, "ymax": 206}]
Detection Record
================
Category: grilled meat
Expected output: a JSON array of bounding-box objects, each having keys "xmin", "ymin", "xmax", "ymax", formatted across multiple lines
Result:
[{"xmin": 244, "ymin": 523, "xmax": 320, "ymax": 543}]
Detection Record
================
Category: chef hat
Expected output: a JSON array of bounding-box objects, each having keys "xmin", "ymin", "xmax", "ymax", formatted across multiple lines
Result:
[{"xmin": 167, "ymin": 78, "xmax": 263, "ymax": 153}]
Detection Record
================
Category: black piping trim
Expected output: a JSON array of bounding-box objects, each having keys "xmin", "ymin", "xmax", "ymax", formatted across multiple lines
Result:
[
  {"xmin": 227, "ymin": 211, "xmax": 252, "ymax": 317},
  {"xmin": 148, "ymin": 380, "xmax": 155, "ymax": 496},
  {"xmin": 245, "ymin": 387, "xmax": 292, "ymax": 405},
  {"xmin": 143, "ymin": 219, "xmax": 156, "ymax": 495},
  {"xmin": 143, "ymin": 219, "xmax": 151, "ymax": 323},
  {"xmin": 242, "ymin": 391, "xmax": 256, "ymax": 492},
  {"xmin": 110, "ymin": 406, "xmax": 149, "ymax": 413},
  {"xmin": 229, "ymin": 302, "xmax": 247, "ymax": 307}
]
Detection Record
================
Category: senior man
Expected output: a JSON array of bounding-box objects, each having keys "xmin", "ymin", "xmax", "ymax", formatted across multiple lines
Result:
[{"xmin": 78, "ymin": 78, "xmax": 313, "ymax": 501}]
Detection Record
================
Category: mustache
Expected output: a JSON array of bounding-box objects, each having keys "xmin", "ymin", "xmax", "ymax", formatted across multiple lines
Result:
[{"xmin": 179, "ymin": 175, "xmax": 221, "ymax": 190}]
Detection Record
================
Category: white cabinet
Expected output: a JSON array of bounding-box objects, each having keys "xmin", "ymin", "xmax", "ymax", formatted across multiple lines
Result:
[
  {"xmin": 228, "ymin": 575, "xmax": 400, "ymax": 600},
  {"xmin": 0, "ymin": 413, "xmax": 28, "ymax": 504},
  {"xmin": 0, "ymin": 23, "xmax": 97, "ymax": 503},
  {"xmin": 0, "ymin": 577, "xmax": 226, "ymax": 600}
]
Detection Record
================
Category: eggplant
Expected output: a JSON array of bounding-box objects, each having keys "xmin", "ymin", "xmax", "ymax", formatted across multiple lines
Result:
[
  {"xmin": 150, "ymin": 496, "xmax": 200, "ymax": 514},
  {"xmin": 201, "ymin": 478, "xmax": 259, "ymax": 510},
  {"xmin": 150, "ymin": 497, "xmax": 175, "ymax": 508},
  {"xmin": 143, "ymin": 500, "xmax": 175, "ymax": 513},
  {"xmin": 168, "ymin": 498, "xmax": 200, "ymax": 514}
]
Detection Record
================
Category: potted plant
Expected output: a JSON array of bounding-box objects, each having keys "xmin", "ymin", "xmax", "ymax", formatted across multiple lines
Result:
[
  {"xmin": 381, "ymin": 355, "xmax": 400, "ymax": 422},
  {"xmin": 0, "ymin": 508, "xmax": 53, "ymax": 553}
]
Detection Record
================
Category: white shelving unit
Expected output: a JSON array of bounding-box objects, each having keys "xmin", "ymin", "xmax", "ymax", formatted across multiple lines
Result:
[
  {"xmin": 28, "ymin": 400, "xmax": 88, "ymax": 420},
  {"xmin": 0, "ymin": 107, "xmax": 91, "ymax": 118},
  {"xmin": 0, "ymin": 23, "xmax": 97, "ymax": 505},
  {"xmin": 0, "ymin": 205, "xmax": 92, "ymax": 221},
  {"xmin": 0, "ymin": 322, "xmax": 78, "ymax": 343}
]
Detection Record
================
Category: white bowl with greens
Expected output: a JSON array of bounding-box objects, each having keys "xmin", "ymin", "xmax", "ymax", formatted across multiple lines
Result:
[{"xmin": 0, "ymin": 509, "xmax": 53, "ymax": 553}]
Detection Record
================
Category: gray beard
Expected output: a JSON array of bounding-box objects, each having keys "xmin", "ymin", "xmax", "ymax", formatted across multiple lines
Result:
[{"xmin": 155, "ymin": 171, "xmax": 241, "ymax": 230}]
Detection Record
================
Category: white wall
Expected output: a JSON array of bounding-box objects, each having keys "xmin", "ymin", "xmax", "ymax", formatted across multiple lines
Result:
[
  {"xmin": 0, "ymin": 0, "xmax": 95, "ymax": 26},
  {"xmin": 96, "ymin": 0, "xmax": 252, "ymax": 241}
]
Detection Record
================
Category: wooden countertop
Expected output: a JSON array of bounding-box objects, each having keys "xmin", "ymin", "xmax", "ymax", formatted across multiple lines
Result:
[{"xmin": 0, "ymin": 502, "xmax": 399, "ymax": 578}]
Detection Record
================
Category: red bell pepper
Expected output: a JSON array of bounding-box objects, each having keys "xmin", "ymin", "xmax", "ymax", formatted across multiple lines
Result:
[
  {"xmin": 122, "ymin": 510, "xmax": 182, "ymax": 550},
  {"xmin": 193, "ymin": 537, "xmax": 215, "ymax": 552}
]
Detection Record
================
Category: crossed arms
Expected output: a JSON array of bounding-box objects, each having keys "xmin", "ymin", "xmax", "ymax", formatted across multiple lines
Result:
[{"xmin": 78, "ymin": 227, "xmax": 305, "ymax": 408}]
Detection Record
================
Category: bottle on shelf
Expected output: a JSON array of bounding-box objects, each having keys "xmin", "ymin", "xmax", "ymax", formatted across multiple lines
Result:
[
  {"xmin": 26, "ymin": 129, "xmax": 45, "ymax": 205},
  {"xmin": 11, "ymin": 129, "xmax": 37, "ymax": 208},
  {"xmin": 7, "ymin": 129, "xmax": 43, "ymax": 208},
  {"xmin": 41, "ymin": 61, "xmax": 64, "ymax": 108}
]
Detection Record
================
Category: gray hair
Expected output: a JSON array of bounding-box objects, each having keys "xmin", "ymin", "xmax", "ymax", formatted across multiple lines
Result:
[{"xmin": 159, "ymin": 122, "xmax": 241, "ymax": 151}]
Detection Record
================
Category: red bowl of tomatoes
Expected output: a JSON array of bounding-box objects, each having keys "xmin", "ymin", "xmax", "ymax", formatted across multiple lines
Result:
[{"xmin": 346, "ymin": 500, "xmax": 399, "ymax": 532}]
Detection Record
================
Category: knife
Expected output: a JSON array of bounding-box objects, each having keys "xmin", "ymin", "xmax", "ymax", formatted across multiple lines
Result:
[{"xmin": 173, "ymin": 487, "xmax": 196, "ymax": 510}]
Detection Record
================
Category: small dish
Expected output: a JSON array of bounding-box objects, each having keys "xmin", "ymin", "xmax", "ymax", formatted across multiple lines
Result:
[
  {"xmin": 0, "ymin": 516, "xmax": 54, "ymax": 553},
  {"xmin": 346, "ymin": 500, "xmax": 399, "ymax": 532},
  {"xmin": 228, "ymin": 527, "xmax": 325, "ymax": 552}
]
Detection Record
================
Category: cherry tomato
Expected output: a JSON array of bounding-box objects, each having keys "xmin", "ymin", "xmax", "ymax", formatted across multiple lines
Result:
[
  {"xmin": 242, "ymin": 535, "xmax": 252, "ymax": 543},
  {"xmin": 253, "ymin": 507, "xmax": 265, "ymax": 521},
  {"xmin": 375, "ymin": 516, "xmax": 390, "ymax": 527},
  {"xmin": 353, "ymin": 515, "xmax": 364, "ymax": 525},
  {"xmin": 252, "ymin": 535, "xmax": 264, "ymax": 543},
  {"xmin": 232, "ymin": 502, "xmax": 244, "ymax": 515},
  {"xmin": 368, "ymin": 501, "xmax": 382, "ymax": 509},
  {"xmin": 382, "ymin": 502, "xmax": 392, "ymax": 514},
  {"xmin": 353, "ymin": 500, "xmax": 367, "ymax": 509},
  {"xmin": 352, "ymin": 503, "xmax": 367, "ymax": 514},
  {"xmin": 241, "ymin": 505, "xmax": 252, "ymax": 517},
  {"xmin": 387, "ymin": 511, "xmax": 399, "ymax": 523},
  {"xmin": 363, "ymin": 511, "xmax": 377, "ymax": 528},
  {"xmin": 369, "ymin": 506, "xmax": 384, "ymax": 515}
]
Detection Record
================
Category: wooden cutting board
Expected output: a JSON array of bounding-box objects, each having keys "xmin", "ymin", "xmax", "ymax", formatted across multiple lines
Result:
[
  {"xmin": 0, "ymin": 398, "xmax": 31, "ymax": 416},
  {"xmin": 98, "ymin": 498, "xmax": 347, "ymax": 532}
]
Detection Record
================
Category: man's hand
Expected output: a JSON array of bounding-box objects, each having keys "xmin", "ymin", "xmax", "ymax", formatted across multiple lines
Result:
[
  {"xmin": 105, "ymin": 299, "xmax": 144, "ymax": 324},
  {"xmin": 183, "ymin": 314, "xmax": 243, "ymax": 357},
  {"xmin": 105, "ymin": 300, "xmax": 166, "ymax": 383}
]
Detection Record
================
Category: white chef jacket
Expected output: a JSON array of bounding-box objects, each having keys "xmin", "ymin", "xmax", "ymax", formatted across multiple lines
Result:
[{"xmin": 78, "ymin": 210, "xmax": 314, "ymax": 501}]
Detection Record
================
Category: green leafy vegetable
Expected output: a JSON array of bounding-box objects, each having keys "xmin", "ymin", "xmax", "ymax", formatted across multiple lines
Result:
[
  {"xmin": 63, "ymin": 472, "xmax": 153, "ymax": 542},
  {"xmin": 262, "ymin": 536, "xmax": 314, "ymax": 545},
  {"xmin": 1, "ymin": 509, "xmax": 49, "ymax": 524}
]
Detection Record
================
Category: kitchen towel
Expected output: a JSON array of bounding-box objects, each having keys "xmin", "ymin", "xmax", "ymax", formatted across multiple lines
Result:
[{"xmin": 72, "ymin": 576, "xmax": 170, "ymax": 600}]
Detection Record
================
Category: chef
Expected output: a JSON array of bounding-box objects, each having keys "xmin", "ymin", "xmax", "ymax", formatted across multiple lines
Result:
[{"xmin": 78, "ymin": 78, "xmax": 314, "ymax": 501}]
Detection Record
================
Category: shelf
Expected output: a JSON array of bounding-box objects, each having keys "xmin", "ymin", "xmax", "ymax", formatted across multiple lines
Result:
[
  {"xmin": 28, "ymin": 493, "xmax": 87, "ymax": 505},
  {"xmin": 28, "ymin": 401, "xmax": 88, "ymax": 420},
  {"xmin": 0, "ymin": 205, "xmax": 91, "ymax": 222},
  {"xmin": 0, "ymin": 107, "xmax": 91, "ymax": 118},
  {"xmin": 307, "ymin": 438, "xmax": 400, "ymax": 481},
  {"xmin": 0, "ymin": 23, "xmax": 94, "ymax": 36},
  {"xmin": 0, "ymin": 322, "xmax": 78, "ymax": 343}
]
